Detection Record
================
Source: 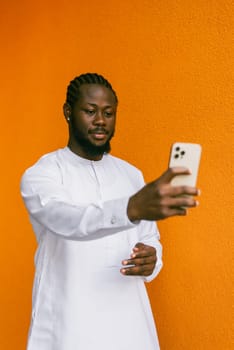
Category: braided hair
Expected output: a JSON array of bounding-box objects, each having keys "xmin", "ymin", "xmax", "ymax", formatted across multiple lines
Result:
[{"xmin": 65, "ymin": 73, "xmax": 118, "ymax": 108}]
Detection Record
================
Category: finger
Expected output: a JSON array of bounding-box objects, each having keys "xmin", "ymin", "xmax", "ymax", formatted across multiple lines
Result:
[
  {"xmin": 131, "ymin": 246, "xmax": 156, "ymax": 259},
  {"xmin": 134, "ymin": 242, "xmax": 145, "ymax": 250},
  {"xmin": 161, "ymin": 196, "xmax": 200, "ymax": 219},
  {"xmin": 165, "ymin": 196, "xmax": 199, "ymax": 209},
  {"xmin": 122, "ymin": 256, "xmax": 156, "ymax": 267},
  {"xmin": 156, "ymin": 167, "xmax": 191, "ymax": 185},
  {"xmin": 168, "ymin": 206, "xmax": 190, "ymax": 217},
  {"xmin": 170, "ymin": 185, "xmax": 200, "ymax": 197},
  {"xmin": 120, "ymin": 264, "xmax": 154, "ymax": 276},
  {"xmin": 132, "ymin": 242, "xmax": 146, "ymax": 254}
]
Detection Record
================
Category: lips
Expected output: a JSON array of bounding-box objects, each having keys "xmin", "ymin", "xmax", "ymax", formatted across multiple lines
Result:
[
  {"xmin": 89, "ymin": 129, "xmax": 108, "ymax": 140},
  {"xmin": 89, "ymin": 128, "xmax": 108, "ymax": 134}
]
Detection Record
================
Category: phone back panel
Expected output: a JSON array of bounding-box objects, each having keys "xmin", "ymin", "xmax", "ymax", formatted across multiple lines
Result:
[{"xmin": 169, "ymin": 142, "xmax": 202, "ymax": 187}]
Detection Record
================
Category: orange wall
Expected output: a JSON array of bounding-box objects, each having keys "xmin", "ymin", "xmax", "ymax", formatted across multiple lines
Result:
[{"xmin": 1, "ymin": 1, "xmax": 233, "ymax": 349}]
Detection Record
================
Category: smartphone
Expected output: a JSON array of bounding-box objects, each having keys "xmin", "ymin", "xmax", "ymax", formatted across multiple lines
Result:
[{"xmin": 169, "ymin": 142, "xmax": 202, "ymax": 187}]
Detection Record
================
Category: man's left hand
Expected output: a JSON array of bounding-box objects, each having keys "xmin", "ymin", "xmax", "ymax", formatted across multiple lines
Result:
[{"xmin": 120, "ymin": 242, "xmax": 156, "ymax": 277}]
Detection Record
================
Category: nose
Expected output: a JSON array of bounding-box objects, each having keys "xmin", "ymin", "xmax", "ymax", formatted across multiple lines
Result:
[{"xmin": 93, "ymin": 110, "xmax": 105, "ymax": 125}]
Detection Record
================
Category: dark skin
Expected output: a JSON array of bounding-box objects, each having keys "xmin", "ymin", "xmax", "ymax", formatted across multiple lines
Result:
[
  {"xmin": 64, "ymin": 84, "xmax": 117, "ymax": 161},
  {"xmin": 63, "ymin": 84, "xmax": 200, "ymax": 278}
]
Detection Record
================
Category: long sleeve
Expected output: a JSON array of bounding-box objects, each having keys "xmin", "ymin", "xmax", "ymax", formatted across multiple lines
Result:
[
  {"xmin": 21, "ymin": 164, "xmax": 137, "ymax": 241},
  {"xmin": 137, "ymin": 220, "xmax": 163, "ymax": 282},
  {"xmin": 20, "ymin": 148, "xmax": 162, "ymax": 280},
  {"xmin": 23, "ymin": 149, "xmax": 162, "ymax": 350}
]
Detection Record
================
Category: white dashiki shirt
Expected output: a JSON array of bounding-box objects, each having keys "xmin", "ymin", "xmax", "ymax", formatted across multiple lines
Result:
[{"xmin": 21, "ymin": 146, "xmax": 163, "ymax": 350}]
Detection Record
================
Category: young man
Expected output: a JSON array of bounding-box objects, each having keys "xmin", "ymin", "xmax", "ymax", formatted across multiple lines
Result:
[{"xmin": 21, "ymin": 73, "xmax": 199, "ymax": 350}]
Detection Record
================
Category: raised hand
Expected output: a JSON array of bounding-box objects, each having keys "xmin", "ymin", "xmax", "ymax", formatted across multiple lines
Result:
[{"xmin": 127, "ymin": 167, "xmax": 200, "ymax": 222}]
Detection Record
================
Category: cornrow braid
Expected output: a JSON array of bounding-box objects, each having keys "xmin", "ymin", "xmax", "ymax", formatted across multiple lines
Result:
[{"xmin": 65, "ymin": 73, "xmax": 118, "ymax": 108}]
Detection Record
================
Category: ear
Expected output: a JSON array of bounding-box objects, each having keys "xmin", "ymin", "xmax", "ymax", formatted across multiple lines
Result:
[{"xmin": 63, "ymin": 103, "xmax": 72, "ymax": 123}]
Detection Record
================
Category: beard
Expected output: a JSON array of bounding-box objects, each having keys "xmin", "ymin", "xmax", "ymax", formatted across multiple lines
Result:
[{"xmin": 71, "ymin": 119, "xmax": 114, "ymax": 158}]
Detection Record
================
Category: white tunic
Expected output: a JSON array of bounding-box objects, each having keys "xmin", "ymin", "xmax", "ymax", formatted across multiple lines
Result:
[{"xmin": 21, "ymin": 147, "xmax": 163, "ymax": 350}]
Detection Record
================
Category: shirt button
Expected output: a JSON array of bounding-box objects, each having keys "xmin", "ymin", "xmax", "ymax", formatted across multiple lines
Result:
[{"xmin": 111, "ymin": 216, "xmax": 116, "ymax": 224}]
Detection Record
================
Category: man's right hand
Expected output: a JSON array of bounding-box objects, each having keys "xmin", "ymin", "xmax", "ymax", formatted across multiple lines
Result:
[{"xmin": 127, "ymin": 167, "xmax": 200, "ymax": 222}]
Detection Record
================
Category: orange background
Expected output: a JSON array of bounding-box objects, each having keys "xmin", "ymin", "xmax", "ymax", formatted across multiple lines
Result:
[{"xmin": 1, "ymin": 1, "xmax": 233, "ymax": 349}]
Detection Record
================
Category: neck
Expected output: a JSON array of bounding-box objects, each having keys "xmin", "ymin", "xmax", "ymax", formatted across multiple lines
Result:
[{"xmin": 67, "ymin": 139, "xmax": 104, "ymax": 161}]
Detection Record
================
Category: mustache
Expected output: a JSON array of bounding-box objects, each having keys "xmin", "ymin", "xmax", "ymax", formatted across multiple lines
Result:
[{"xmin": 88, "ymin": 128, "xmax": 108, "ymax": 134}]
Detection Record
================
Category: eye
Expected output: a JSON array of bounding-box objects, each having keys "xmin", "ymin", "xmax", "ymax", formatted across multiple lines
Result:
[
  {"xmin": 104, "ymin": 111, "xmax": 114, "ymax": 118},
  {"xmin": 84, "ymin": 109, "xmax": 95, "ymax": 116}
]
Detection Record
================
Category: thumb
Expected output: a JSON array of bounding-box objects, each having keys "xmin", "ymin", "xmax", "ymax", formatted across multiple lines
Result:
[
  {"xmin": 134, "ymin": 242, "xmax": 145, "ymax": 251},
  {"xmin": 156, "ymin": 167, "xmax": 191, "ymax": 184}
]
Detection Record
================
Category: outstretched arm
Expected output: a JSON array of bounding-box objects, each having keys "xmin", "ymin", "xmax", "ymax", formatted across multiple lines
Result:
[{"xmin": 21, "ymin": 162, "xmax": 199, "ymax": 241}]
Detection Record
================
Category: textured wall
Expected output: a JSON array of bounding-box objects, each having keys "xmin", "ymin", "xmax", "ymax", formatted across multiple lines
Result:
[{"xmin": 1, "ymin": 1, "xmax": 233, "ymax": 349}]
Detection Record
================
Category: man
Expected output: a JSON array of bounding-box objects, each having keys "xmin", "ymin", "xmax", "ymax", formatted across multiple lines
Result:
[{"xmin": 21, "ymin": 73, "xmax": 199, "ymax": 350}]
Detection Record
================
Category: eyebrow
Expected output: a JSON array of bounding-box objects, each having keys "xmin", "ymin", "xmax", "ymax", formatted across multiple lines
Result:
[{"xmin": 86, "ymin": 103, "xmax": 115, "ymax": 108}]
